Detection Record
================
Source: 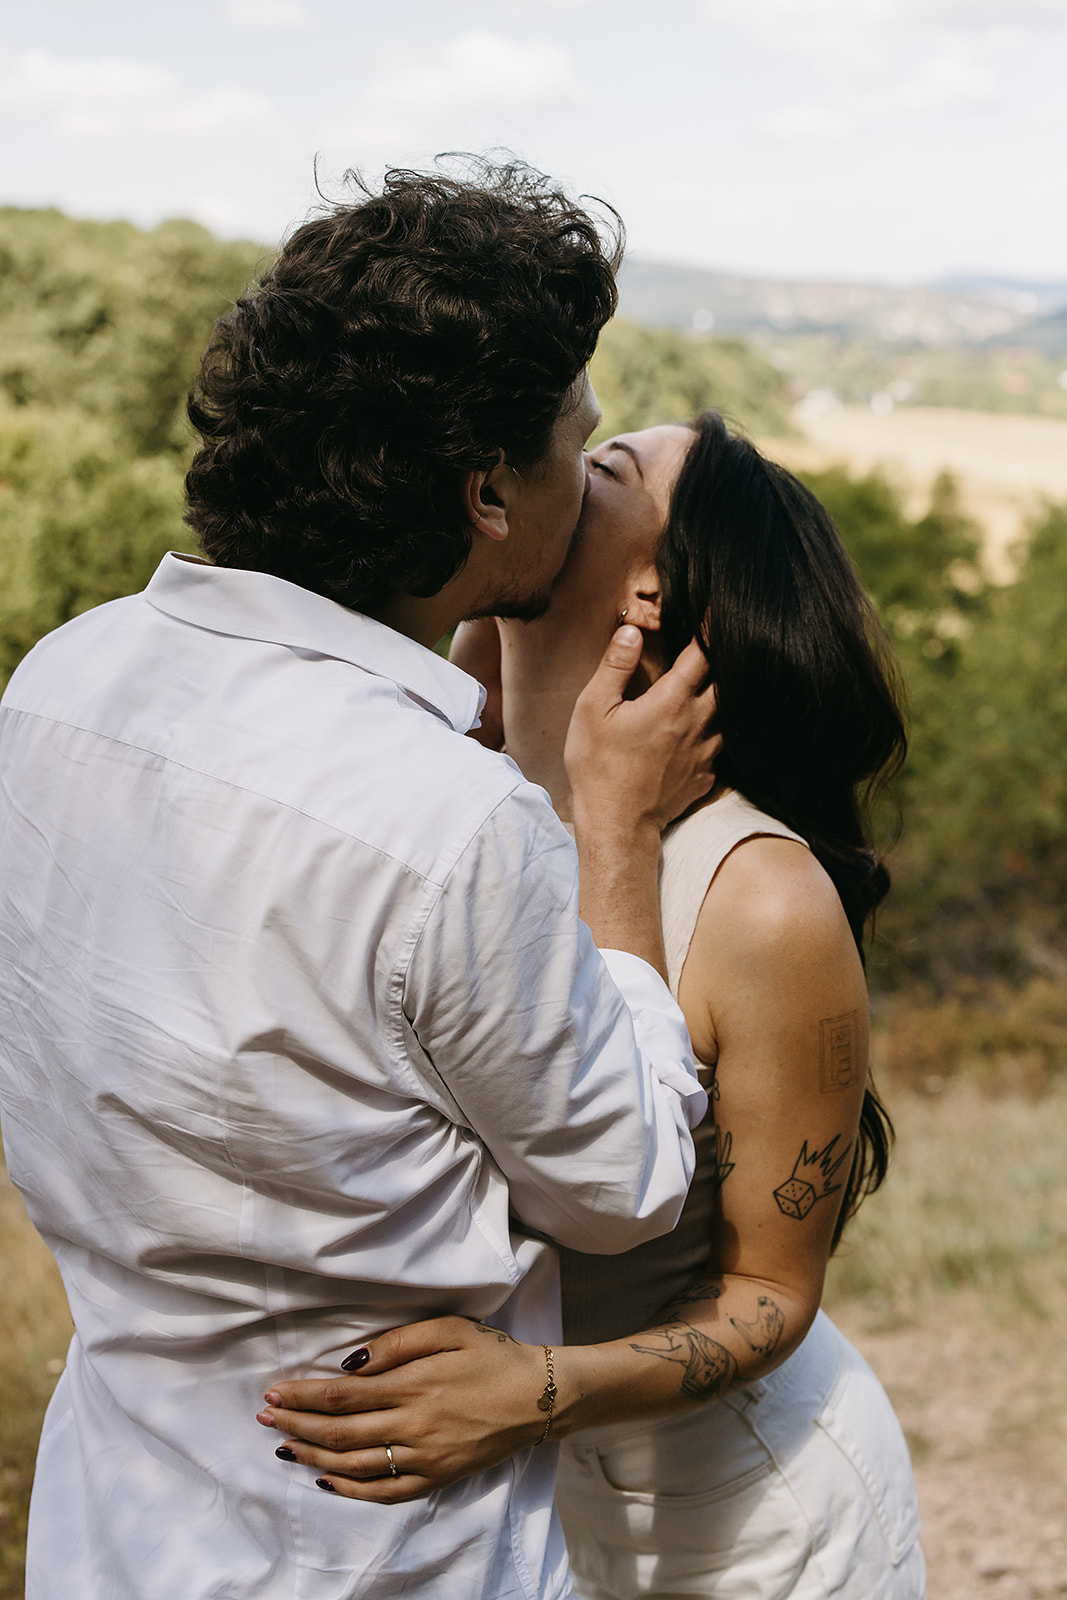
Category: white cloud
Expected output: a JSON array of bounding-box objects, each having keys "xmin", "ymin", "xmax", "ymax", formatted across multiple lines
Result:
[
  {"xmin": 703, "ymin": 0, "xmax": 1067, "ymax": 29},
  {"xmin": 0, "ymin": 45, "xmax": 275, "ymax": 140},
  {"xmin": 155, "ymin": 85, "xmax": 277, "ymax": 135},
  {"xmin": 221, "ymin": 1, "xmax": 316, "ymax": 30},
  {"xmin": 377, "ymin": 31, "xmax": 580, "ymax": 115},
  {"xmin": 186, "ymin": 192, "xmax": 252, "ymax": 234},
  {"xmin": 9, "ymin": 48, "xmax": 173, "ymax": 107},
  {"xmin": 761, "ymin": 102, "xmax": 855, "ymax": 139},
  {"xmin": 913, "ymin": 0, "xmax": 1067, "ymax": 20},
  {"xmin": 321, "ymin": 30, "xmax": 582, "ymax": 151},
  {"xmin": 889, "ymin": 42, "xmax": 999, "ymax": 110},
  {"xmin": 701, "ymin": 0, "xmax": 1066, "ymax": 80},
  {"xmin": 760, "ymin": 35, "xmax": 1001, "ymax": 141},
  {"xmin": 703, "ymin": 0, "xmax": 1019, "ymax": 141}
]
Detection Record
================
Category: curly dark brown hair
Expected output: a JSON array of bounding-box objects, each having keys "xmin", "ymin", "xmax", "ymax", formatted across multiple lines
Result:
[{"xmin": 184, "ymin": 157, "xmax": 622, "ymax": 611}]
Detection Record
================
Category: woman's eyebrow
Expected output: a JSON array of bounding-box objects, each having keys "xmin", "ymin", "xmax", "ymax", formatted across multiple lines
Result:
[{"xmin": 608, "ymin": 440, "xmax": 645, "ymax": 480}]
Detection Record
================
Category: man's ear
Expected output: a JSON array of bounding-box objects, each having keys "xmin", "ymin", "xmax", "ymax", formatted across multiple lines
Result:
[
  {"xmin": 460, "ymin": 461, "xmax": 510, "ymax": 544},
  {"xmin": 623, "ymin": 562, "xmax": 662, "ymax": 631}
]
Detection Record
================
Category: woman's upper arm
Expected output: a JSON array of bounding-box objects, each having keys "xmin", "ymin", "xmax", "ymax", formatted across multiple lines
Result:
[{"xmin": 678, "ymin": 836, "xmax": 870, "ymax": 1305}]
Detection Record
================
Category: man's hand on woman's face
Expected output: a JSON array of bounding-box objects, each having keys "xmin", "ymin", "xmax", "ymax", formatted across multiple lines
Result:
[
  {"xmin": 255, "ymin": 1316, "xmax": 546, "ymax": 1504},
  {"xmin": 565, "ymin": 627, "xmax": 720, "ymax": 841}
]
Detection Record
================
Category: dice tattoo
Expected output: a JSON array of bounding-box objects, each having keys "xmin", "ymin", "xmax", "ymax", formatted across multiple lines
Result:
[{"xmin": 773, "ymin": 1136, "xmax": 852, "ymax": 1220}]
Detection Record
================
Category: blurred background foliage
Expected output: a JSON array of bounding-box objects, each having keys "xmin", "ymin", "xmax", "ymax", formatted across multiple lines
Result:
[
  {"xmin": 590, "ymin": 318, "xmax": 791, "ymax": 438},
  {"xmin": 1, "ymin": 207, "xmax": 1064, "ymax": 1066}
]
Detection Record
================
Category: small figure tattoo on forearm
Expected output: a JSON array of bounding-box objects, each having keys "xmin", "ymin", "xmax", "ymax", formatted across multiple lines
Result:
[
  {"xmin": 473, "ymin": 1322, "xmax": 518, "ymax": 1344},
  {"xmin": 819, "ymin": 1011, "xmax": 858, "ymax": 1092},
  {"xmin": 729, "ymin": 1296, "xmax": 785, "ymax": 1357},
  {"xmin": 773, "ymin": 1135, "xmax": 853, "ymax": 1220},
  {"xmin": 630, "ymin": 1323, "xmax": 740, "ymax": 1401}
]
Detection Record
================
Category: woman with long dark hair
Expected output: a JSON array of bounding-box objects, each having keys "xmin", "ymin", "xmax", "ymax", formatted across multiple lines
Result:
[{"xmin": 257, "ymin": 414, "xmax": 924, "ymax": 1598}]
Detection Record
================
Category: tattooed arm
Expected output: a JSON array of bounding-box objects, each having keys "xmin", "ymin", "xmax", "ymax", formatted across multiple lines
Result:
[
  {"xmin": 605, "ymin": 832, "xmax": 871, "ymax": 1410},
  {"xmin": 527, "ymin": 831, "xmax": 872, "ymax": 1425}
]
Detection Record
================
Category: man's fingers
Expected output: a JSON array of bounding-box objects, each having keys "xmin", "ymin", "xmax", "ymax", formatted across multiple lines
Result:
[
  {"xmin": 649, "ymin": 638, "xmax": 714, "ymax": 704},
  {"xmin": 579, "ymin": 624, "xmax": 644, "ymax": 711}
]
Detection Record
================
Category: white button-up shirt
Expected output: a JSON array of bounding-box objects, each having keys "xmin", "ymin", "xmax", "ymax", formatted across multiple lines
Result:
[{"xmin": 0, "ymin": 554, "xmax": 705, "ymax": 1600}]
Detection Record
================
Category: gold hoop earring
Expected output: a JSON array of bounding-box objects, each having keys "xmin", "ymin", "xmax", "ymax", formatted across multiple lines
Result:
[{"xmin": 614, "ymin": 607, "xmax": 629, "ymax": 628}]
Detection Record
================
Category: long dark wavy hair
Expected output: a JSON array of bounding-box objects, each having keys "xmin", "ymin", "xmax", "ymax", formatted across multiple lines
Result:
[
  {"xmin": 185, "ymin": 158, "xmax": 622, "ymax": 612},
  {"xmin": 657, "ymin": 412, "xmax": 907, "ymax": 1247}
]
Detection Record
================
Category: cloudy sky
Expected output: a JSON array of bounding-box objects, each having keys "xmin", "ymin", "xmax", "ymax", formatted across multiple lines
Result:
[{"xmin": 2, "ymin": 0, "xmax": 1065, "ymax": 283}]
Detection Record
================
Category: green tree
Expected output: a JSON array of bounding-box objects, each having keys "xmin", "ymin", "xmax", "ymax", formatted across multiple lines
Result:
[
  {"xmin": 0, "ymin": 405, "xmax": 187, "ymax": 687},
  {"xmin": 0, "ymin": 209, "xmax": 264, "ymax": 688},
  {"xmin": 800, "ymin": 470, "xmax": 1067, "ymax": 988},
  {"xmin": 799, "ymin": 465, "xmax": 985, "ymax": 649},
  {"xmin": 0, "ymin": 209, "xmax": 263, "ymax": 457},
  {"xmin": 590, "ymin": 319, "xmax": 791, "ymax": 440},
  {"xmin": 895, "ymin": 504, "xmax": 1067, "ymax": 950}
]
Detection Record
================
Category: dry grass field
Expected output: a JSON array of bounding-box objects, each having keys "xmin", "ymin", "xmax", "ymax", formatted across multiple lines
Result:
[
  {"xmin": 3, "ymin": 1069, "xmax": 1066, "ymax": 1598},
  {"xmin": 763, "ymin": 403, "xmax": 1067, "ymax": 579}
]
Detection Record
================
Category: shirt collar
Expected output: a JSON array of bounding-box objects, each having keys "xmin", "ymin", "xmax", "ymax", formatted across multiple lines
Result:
[{"xmin": 144, "ymin": 554, "xmax": 486, "ymax": 734}]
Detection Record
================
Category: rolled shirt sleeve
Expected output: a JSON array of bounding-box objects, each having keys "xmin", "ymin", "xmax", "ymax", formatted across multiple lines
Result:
[{"xmin": 402, "ymin": 783, "xmax": 707, "ymax": 1255}]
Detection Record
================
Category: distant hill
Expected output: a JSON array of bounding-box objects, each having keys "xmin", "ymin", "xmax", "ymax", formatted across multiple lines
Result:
[
  {"xmin": 930, "ymin": 274, "xmax": 1067, "ymax": 321},
  {"xmin": 618, "ymin": 258, "xmax": 1067, "ymax": 351},
  {"xmin": 988, "ymin": 306, "xmax": 1067, "ymax": 359}
]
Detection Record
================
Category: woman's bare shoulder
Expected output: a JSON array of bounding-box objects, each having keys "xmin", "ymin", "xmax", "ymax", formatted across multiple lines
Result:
[
  {"xmin": 705, "ymin": 833, "xmax": 850, "ymax": 953},
  {"xmin": 678, "ymin": 833, "xmax": 865, "ymax": 1059}
]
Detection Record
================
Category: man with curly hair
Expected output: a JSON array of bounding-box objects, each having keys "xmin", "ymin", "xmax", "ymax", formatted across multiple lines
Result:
[{"xmin": 0, "ymin": 160, "xmax": 715, "ymax": 1600}]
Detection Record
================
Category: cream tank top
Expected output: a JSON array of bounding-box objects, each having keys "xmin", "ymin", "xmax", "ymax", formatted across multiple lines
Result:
[{"xmin": 559, "ymin": 789, "xmax": 807, "ymax": 1344}]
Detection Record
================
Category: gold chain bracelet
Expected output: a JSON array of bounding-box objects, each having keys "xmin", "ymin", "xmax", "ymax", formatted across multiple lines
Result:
[{"xmin": 534, "ymin": 1344, "xmax": 557, "ymax": 1445}]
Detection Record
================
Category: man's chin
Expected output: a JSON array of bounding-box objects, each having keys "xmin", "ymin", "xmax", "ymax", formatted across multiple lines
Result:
[{"xmin": 467, "ymin": 588, "xmax": 553, "ymax": 625}]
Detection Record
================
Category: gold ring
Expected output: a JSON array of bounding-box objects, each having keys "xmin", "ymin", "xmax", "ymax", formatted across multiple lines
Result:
[{"xmin": 384, "ymin": 1443, "xmax": 398, "ymax": 1478}]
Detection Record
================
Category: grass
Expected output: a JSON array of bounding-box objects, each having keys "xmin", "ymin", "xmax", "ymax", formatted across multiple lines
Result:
[
  {"xmin": 826, "ymin": 1075, "xmax": 1067, "ymax": 1319},
  {"xmin": 870, "ymin": 974, "xmax": 1067, "ymax": 1096}
]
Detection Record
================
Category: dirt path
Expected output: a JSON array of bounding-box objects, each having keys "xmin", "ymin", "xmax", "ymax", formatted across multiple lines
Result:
[{"xmin": 831, "ymin": 1293, "xmax": 1067, "ymax": 1598}]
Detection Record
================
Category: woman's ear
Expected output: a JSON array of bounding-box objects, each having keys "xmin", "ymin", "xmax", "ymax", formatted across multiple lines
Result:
[
  {"xmin": 460, "ymin": 462, "xmax": 509, "ymax": 543},
  {"xmin": 623, "ymin": 562, "xmax": 662, "ymax": 631}
]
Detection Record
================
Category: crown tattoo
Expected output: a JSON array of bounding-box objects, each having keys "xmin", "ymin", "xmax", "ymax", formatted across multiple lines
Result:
[{"xmin": 773, "ymin": 1135, "xmax": 851, "ymax": 1221}]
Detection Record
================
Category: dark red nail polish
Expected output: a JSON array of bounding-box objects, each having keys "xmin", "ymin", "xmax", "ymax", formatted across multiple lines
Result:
[
  {"xmin": 275, "ymin": 1446, "xmax": 297, "ymax": 1462},
  {"xmin": 316, "ymin": 1477, "xmax": 336, "ymax": 1492},
  {"xmin": 340, "ymin": 1347, "xmax": 371, "ymax": 1372}
]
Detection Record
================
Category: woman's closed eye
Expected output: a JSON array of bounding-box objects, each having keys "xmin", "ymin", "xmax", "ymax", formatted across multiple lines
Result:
[{"xmin": 589, "ymin": 457, "xmax": 618, "ymax": 478}]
